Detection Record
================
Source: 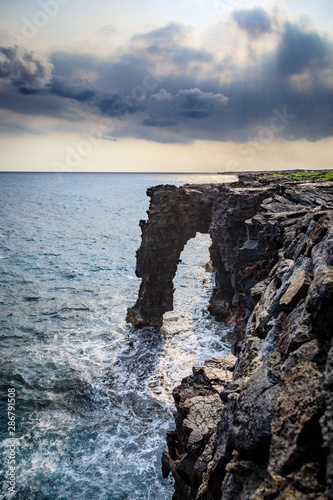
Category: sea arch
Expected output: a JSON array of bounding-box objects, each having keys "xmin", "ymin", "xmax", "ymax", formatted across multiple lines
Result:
[{"xmin": 126, "ymin": 184, "xmax": 220, "ymax": 328}]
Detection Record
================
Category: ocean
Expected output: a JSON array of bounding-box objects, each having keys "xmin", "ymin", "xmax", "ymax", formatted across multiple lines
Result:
[{"xmin": 0, "ymin": 173, "xmax": 234, "ymax": 500}]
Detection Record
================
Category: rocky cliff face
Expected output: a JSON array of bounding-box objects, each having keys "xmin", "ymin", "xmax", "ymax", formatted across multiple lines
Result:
[{"xmin": 128, "ymin": 173, "xmax": 333, "ymax": 499}]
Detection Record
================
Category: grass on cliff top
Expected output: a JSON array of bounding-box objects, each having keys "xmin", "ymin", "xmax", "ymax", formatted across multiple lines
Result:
[
  {"xmin": 292, "ymin": 170, "xmax": 333, "ymax": 180},
  {"xmin": 259, "ymin": 170, "xmax": 333, "ymax": 182}
]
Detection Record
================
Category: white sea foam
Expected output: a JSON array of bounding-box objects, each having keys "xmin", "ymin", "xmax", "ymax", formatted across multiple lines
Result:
[{"xmin": 0, "ymin": 173, "xmax": 232, "ymax": 499}]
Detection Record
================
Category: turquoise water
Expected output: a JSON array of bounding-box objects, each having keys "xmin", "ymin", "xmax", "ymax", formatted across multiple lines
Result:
[{"xmin": 0, "ymin": 173, "xmax": 233, "ymax": 499}]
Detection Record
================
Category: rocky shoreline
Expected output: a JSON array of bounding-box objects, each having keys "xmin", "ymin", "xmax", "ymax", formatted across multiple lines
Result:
[{"xmin": 127, "ymin": 172, "xmax": 333, "ymax": 499}]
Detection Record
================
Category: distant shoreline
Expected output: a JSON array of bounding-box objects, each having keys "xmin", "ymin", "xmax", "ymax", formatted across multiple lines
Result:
[{"xmin": 0, "ymin": 168, "xmax": 332, "ymax": 175}]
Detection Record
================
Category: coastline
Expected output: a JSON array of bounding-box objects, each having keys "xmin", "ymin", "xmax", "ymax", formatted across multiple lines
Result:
[{"xmin": 128, "ymin": 171, "xmax": 333, "ymax": 499}]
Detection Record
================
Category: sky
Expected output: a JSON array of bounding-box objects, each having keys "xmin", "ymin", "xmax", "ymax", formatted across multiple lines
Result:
[{"xmin": 0, "ymin": 0, "xmax": 332, "ymax": 172}]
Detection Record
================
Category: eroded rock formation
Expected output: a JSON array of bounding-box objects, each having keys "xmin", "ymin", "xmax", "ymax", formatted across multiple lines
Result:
[
  {"xmin": 126, "ymin": 184, "xmax": 220, "ymax": 328},
  {"xmin": 128, "ymin": 172, "xmax": 333, "ymax": 499}
]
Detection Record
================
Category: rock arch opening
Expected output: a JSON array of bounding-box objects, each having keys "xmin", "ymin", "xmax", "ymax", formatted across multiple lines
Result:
[{"xmin": 165, "ymin": 232, "xmax": 214, "ymax": 321}]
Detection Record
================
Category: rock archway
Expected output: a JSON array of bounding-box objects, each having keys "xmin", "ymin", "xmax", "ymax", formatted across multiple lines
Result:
[{"xmin": 126, "ymin": 184, "xmax": 220, "ymax": 328}]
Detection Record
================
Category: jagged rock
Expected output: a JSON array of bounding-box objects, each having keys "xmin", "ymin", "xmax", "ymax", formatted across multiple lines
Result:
[
  {"xmin": 251, "ymin": 473, "xmax": 327, "ymax": 500},
  {"xmin": 220, "ymin": 453, "xmax": 268, "ymax": 500},
  {"xmin": 254, "ymin": 278, "xmax": 278, "ymax": 334},
  {"xmin": 232, "ymin": 334, "xmax": 263, "ymax": 380},
  {"xmin": 183, "ymin": 394, "xmax": 223, "ymax": 451},
  {"xmin": 269, "ymin": 362, "xmax": 325, "ymax": 476},
  {"xmin": 272, "ymin": 258, "xmax": 294, "ymax": 280},
  {"xmin": 304, "ymin": 214, "xmax": 332, "ymax": 257},
  {"xmin": 278, "ymin": 300, "xmax": 314, "ymax": 357},
  {"xmin": 287, "ymin": 463, "xmax": 327, "ymax": 496},
  {"xmin": 305, "ymin": 265, "xmax": 333, "ymax": 340},
  {"xmin": 280, "ymin": 339, "xmax": 327, "ymax": 375},
  {"xmin": 232, "ymin": 353, "xmax": 282, "ymax": 462},
  {"xmin": 195, "ymin": 394, "xmax": 238, "ymax": 500},
  {"xmin": 321, "ymin": 342, "xmax": 333, "ymax": 499},
  {"xmin": 162, "ymin": 355, "xmax": 236, "ymax": 500},
  {"xmin": 192, "ymin": 355, "xmax": 236, "ymax": 390},
  {"xmin": 127, "ymin": 172, "xmax": 333, "ymax": 499},
  {"xmin": 279, "ymin": 269, "xmax": 313, "ymax": 306}
]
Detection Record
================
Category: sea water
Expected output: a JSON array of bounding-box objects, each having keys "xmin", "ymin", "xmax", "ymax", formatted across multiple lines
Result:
[{"xmin": 0, "ymin": 173, "xmax": 234, "ymax": 500}]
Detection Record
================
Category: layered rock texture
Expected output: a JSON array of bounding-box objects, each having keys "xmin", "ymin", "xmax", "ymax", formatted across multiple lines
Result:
[
  {"xmin": 126, "ymin": 184, "xmax": 220, "ymax": 328},
  {"xmin": 128, "ymin": 172, "xmax": 333, "ymax": 499}
]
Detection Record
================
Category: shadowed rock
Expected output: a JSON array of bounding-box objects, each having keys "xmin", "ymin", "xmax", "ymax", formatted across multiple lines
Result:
[
  {"xmin": 128, "ymin": 171, "xmax": 333, "ymax": 499},
  {"xmin": 126, "ymin": 184, "xmax": 220, "ymax": 328}
]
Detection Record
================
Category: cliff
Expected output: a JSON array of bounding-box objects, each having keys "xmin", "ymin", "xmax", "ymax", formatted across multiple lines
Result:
[{"xmin": 127, "ymin": 172, "xmax": 333, "ymax": 499}]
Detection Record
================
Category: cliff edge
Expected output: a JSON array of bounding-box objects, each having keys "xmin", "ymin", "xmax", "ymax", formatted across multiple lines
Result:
[{"xmin": 128, "ymin": 172, "xmax": 333, "ymax": 499}]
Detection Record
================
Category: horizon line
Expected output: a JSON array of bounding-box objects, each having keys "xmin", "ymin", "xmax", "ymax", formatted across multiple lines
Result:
[
  {"xmin": 0, "ymin": 171, "xmax": 237, "ymax": 174},
  {"xmin": 0, "ymin": 168, "xmax": 332, "ymax": 174}
]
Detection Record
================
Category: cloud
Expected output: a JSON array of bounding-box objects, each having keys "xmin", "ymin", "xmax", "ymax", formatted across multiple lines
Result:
[
  {"xmin": 130, "ymin": 22, "xmax": 213, "ymax": 73},
  {"xmin": 131, "ymin": 22, "xmax": 189, "ymax": 47},
  {"xmin": 277, "ymin": 21, "xmax": 332, "ymax": 77},
  {"xmin": 149, "ymin": 89, "xmax": 172, "ymax": 102},
  {"xmin": 173, "ymin": 88, "xmax": 229, "ymax": 114},
  {"xmin": 146, "ymin": 44, "xmax": 213, "ymax": 67},
  {"xmin": 96, "ymin": 87, "xmax": 229, "ymax": 121},
  {"xmin": 50, "ymin": 51, "xmax": 102, "ymax": 79},
  {"xmin": 0, "ymin": 45, "xmax": 53, "ymax": 91},
  {"xmin": 0, "ymin": 90, "xmax": 68, "ymax": 117},
  {"xmin": 148, "ymin": 88, "xmax": 229, "ymax": 120},
  {"xmin": 1, "ymin": 15, "xmax": 333, "ymax": 145},
  {"xmin": 0, "ymin": 116, "xmax": 39, "ymax": 135},
  {"xmin": 51, "ymin": 76, "xmax": 95, "ymax": 101},
  {"xmin": 98, "ymin": 25, "xmax": 118, "ymax": 36},
  {"xmin": 172, "ymin": 46, "xmax": 213, "ymax": 66},
  {"xmin": 98, "ymin": 92, "xmax": 144, "ymax": 117},
  {"xmin": 232, "ymin": 7, "xmax": 272, "ymax": 38},
  {"xmin": 142, "ymin": 118, "xmax": 177, "ymax": 127}
]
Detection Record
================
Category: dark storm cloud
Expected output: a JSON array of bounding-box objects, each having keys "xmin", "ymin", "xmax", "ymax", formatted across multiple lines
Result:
[
  {"xmin": 52, "ymin": 50, "xmax": 150, "ymax": 95},
  {"xmin": 0, "ymin": 45, "xmax": 53, "ymax": 90},
  {"xmin": 1, "ymin": 14, "xmax": 333, "ymax": 143},
  {"xmin": 51, "ymin": 76, "xmax": 95, "ymax": 101},
  {"xmin": 174, "ymin": 88, "xmax": 229, "ymax": 113},
  {"xmin": 147, "ymin": 88, "xmax": 229, "ymax": 121},
  {"xmin": 98, "ymin": 92, "xmax": 144, "ymax": 117},
  {"xmin": 142, "ymin": 118, "xmax": 177, "ymax": 127},
  {"xmin": 0, "ymin": 89, "xmax": 68, "ymax": 117},
  {"xmin": 277, "ymin": 22, "xmax": 332, "ymax": 77},
  {"xmin": 232, "ymin": 7, "xmax": 272, "ymax": 38}
]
